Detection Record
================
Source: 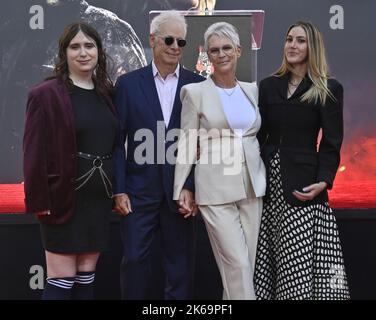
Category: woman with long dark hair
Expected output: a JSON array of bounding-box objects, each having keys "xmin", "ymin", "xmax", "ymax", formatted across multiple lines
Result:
[{"xmin": 23, "ymin": 22, "xmax": 117, "ymax": 300}]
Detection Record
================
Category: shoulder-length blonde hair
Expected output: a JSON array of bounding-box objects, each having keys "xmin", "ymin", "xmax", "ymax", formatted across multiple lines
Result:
[{"xmin": 274, "ymin": 21, "xmax": 335, "ymax": 105}]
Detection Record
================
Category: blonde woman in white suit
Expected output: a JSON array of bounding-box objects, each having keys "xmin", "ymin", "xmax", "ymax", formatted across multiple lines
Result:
[{"xmin": 173, "ymin": 22, "xmax": 266, "ymax": 300}]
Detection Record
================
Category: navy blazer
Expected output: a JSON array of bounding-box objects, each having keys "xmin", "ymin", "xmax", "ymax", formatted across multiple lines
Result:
[
  {"xmin": 113, "ymin": 64, "xmax": 204, "ymax": 211},
  {"xmin": 257, "ymin": 74, "xmax": 344, "ymax": 206},
  {"xmin": 23, "ymin": 78, "xmax": 116, "ymax": 224}
]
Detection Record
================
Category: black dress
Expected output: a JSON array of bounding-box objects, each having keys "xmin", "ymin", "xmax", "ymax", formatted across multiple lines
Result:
[
  {"xmin": 40, "ymin": 85, "xmax": 117, "ymax": 253},
  {"xmin": 254, "ymin": 75, "xmax": 349, "ymax": 299}
]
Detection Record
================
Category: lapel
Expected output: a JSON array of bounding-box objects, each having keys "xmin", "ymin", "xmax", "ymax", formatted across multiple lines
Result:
[
  {"xmin": 168, "ymin": 65, "xmax": 186, "ymax": 130},
  {"xmin": 278, "ymin": 72, "xmax": 312, "ymax": 100},
  {"xmin": 204, "ymin": 77, "xmax": 260, "ymax": 136},
  {"xmin": 139, "ymin": 64, "xmax": 164, "ymax": 123},
  {"xmin": 291, "ymin": 74, "xmax": 312, "ymax": 99},
  {"xmin": 237, "ymin": 81, "xmax": 260, "ymax": 136},
  {"xmin": 276, "ymin": 73, "xmax": 289, "ymax": 99},
  {"xmin": 238, "ymin": 81, "xmax": 258, "ymax": 109},
  {"xmin": 55, "ymin": 80, "xmax": 76, "ymax": 142}
]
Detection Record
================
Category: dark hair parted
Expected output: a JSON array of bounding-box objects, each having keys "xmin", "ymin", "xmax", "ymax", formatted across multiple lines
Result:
[{"xmin": 50, "ymin": 22, "xmax": 113, "ymax": 99}]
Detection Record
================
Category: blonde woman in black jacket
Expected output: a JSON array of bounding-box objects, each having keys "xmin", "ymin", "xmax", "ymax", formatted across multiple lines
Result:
[{"xmin": 254, "ymin": 21, "xmax": 350, "ymax": 300}]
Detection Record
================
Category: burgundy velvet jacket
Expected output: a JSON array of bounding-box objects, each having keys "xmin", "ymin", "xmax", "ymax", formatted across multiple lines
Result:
[{"xmin": 23, "ymin": 78, "xmax": 115, "ymax": 224}]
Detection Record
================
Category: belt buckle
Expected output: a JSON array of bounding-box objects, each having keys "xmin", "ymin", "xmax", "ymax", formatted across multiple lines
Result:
[{"xmin": 92, "ymin": 157, "xmax": 103, "ymax": 168}]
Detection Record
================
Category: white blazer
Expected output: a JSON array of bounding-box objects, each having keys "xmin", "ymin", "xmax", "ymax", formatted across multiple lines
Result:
[{"xmin": 173, "ymin": 77, "xmax": 266, "ymax": 205}]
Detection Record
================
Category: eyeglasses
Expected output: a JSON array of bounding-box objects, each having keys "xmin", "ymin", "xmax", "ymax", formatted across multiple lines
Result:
[
  {"xmin": 158, "ymin": 36, "xmax": 187, "ymax": 48},
  {"xmin": 207, "ymin": 45, "xmax": 235, "ymax": 57}
]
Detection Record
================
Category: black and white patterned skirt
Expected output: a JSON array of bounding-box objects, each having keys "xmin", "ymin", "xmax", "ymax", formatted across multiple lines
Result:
[{"xmin": 254, "ymin": 152, "xmax": 350, "ymax": 300}]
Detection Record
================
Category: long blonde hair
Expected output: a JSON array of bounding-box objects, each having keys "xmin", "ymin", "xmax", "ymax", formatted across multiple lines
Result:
[{"xmin": 275, "ymin": 21, "xmax": 335, "ymax": 105}]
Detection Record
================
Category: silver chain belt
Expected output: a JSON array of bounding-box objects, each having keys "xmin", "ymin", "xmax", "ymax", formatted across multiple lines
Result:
[{"xmin": 75, "ymin": 152, "xmax": 113, "ymax": 199}]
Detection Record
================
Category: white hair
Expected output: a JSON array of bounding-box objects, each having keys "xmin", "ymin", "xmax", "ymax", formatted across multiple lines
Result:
[
  {"xmin": 150, "ymin": 10, "xmax": 187, "ymax": 37},
  {"xmin": 204, "ymin": 22, "xmax": 240, "ymax": 51}
]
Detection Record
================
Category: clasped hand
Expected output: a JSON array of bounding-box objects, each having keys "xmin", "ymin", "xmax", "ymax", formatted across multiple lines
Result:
[
  {"xmin": 177, "ymin": 189, "xmax": 198, "ymax": 219},
  {"xmin": 293, "ymin": 182, "xmax": 328, "ymax": 202},
  {"xmin": 113, "ymin": 190, "xmax": 198, "ymax": 218}
]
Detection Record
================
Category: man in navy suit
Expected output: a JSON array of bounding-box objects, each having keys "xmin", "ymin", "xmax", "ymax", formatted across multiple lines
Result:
[{"xmin": 113, "ymin": 10, "xmax": 204, "ymax": 299}]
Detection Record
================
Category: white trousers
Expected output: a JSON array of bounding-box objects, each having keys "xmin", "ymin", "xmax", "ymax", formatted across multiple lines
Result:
[{"xmin": 199, "ymin": 165, "xmax": 263, "ymax": 300}]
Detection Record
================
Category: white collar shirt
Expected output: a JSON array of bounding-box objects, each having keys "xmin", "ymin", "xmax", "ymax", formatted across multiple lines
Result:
[{"xmin": 152, "ymin": 61, "xmax": 180, "ymax": 127}]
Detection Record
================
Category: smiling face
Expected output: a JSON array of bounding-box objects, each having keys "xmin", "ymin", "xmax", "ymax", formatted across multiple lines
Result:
[
  {"xmin": 207, "ymin": 34, "xmax": 241, "ymax": 76},
  {"xmin": 284, "ymin": 26, "xmax": 308, "ymax": 67},
  {"xmin": 66, "ymin": 30, "xmax": 98, "ymax": 77},
  {"xmin": 150, "ymin": 20, "xmax": 186, "ymax": 69}
]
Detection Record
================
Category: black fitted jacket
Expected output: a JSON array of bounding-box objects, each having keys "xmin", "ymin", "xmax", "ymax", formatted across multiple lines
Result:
[{"xmin": 257, "ymin": 73, "xmax": 344, "ymax": 206}]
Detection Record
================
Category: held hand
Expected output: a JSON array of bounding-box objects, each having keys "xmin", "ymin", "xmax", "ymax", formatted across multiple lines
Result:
[
  {"xmin": 177, "ymin": 189, "xmax": 196, "ymax": 219},
  {"xmin": 178, "ymin": 201, "xmax": 199, "ymax": 217},
  {"xmin": 114, "ymin": 194, "xmax": 132, "ymax": 216},
  {"xmin": 292, "ymin": 182, "xmax": 328, "ymax": 202},
  {"xmin": 191, "ymin": 202, "xmax": 199, "ymax": 216},
  {"xmin": 35, "ymin": 210, "xmax": 51, "ymax": 217}
]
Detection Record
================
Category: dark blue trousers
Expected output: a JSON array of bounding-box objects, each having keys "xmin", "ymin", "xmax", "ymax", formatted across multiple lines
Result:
[{"xmin": 120, "ymin": 196, "xmax": 194, "ymax": 300}]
